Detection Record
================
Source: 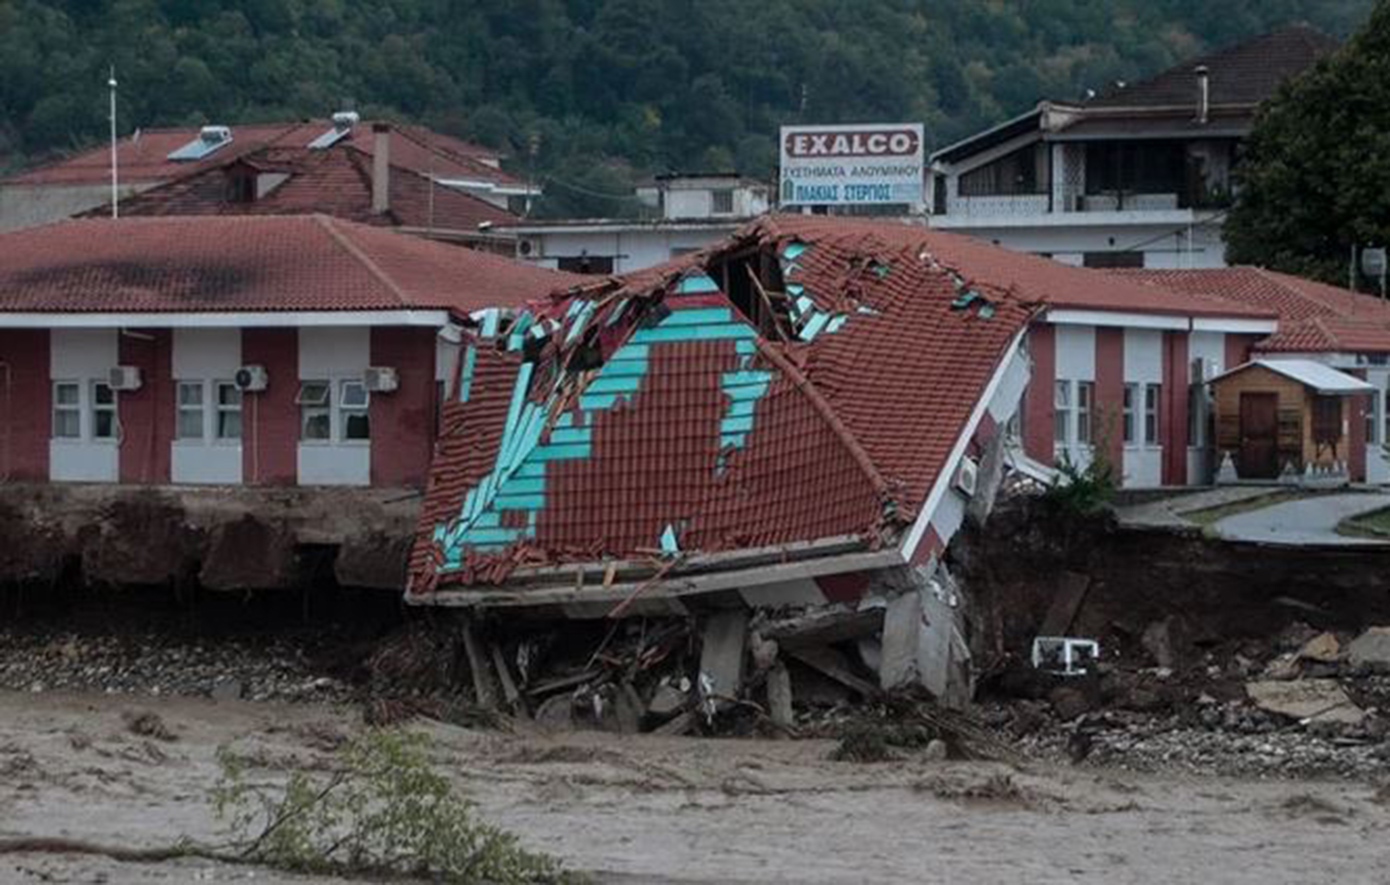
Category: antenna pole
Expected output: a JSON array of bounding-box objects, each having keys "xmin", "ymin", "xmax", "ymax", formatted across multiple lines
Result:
[{"xmin": 108, "ymin": 67, "xmax": 119, "ymax": 219}]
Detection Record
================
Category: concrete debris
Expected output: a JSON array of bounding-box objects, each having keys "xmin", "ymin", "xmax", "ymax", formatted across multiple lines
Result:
[
  {"xmin": 1141, "ymin": 616, "xmax": 1190, "ymax": 671},
  {"xmin": 1348, "ymin": 627, "xmax": 1390, "ymax": 672},
  {"xmin": 1246, "ymin": 680, "xmax": 1365, "ymax": 726},
  {"xmin": 1298, "ymin": 632, "xmax": 1342, "ymax": 664},
  {"xmin": 698, "ymin": 609, "xmax": 749, "ymax": 713}
]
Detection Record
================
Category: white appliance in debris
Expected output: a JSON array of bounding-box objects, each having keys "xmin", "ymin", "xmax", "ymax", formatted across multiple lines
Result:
[
  {"xmin": 234, "ymin": 365, "xmax": 269, "ymax": 392},
  {"xmin": 107, "ymin": 366, "xmax": 143, "ymax": 391},
  {"xmin": 954, "ymin": 455, "xmax": 979, "ymax": 497},
  {"xmin": 363, "ymin": 366, "xmax": 399, "ymax": 393}
]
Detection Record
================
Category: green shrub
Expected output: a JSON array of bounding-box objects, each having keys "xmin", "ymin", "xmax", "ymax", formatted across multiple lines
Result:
[{"xmin": 213, "ymin": 729, "xmax": 581, "ymax": 884}]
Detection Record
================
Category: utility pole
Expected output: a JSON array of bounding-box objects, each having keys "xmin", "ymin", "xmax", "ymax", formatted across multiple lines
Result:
[{"xmin": 108, "ymin": 67, "xmax": 119, "ymax": 219}]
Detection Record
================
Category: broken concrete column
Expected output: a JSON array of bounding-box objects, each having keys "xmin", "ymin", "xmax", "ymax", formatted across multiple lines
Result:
[
  {"xmin": 766, "ymin": 663, "xmax": 795, "ymax": 729},
  {"xmin": 965, "ymin": 425, "xmax": 1007, "ymax": 527},
  {"xmin": 879, "ymin": 563, "xmax": 972, "ymax": 709},
  {"xmin": 698, "ymin": 609, "xmax": 749, "ymax": 712}
]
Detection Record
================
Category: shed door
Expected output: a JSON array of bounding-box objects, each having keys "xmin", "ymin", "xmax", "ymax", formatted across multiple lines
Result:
[{"xmin": 1239, "ymin": 392, "xmax": 1279, "ymax": 479}]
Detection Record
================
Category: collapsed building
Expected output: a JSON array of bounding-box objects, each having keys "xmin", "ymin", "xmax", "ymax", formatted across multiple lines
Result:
[{"xmin": 403, "ymin": 215, "xmax": 1289, "ymax": 714}]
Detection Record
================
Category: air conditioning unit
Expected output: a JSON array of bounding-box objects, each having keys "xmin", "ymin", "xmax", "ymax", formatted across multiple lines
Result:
[
  {"xmin": 108, "ymin": 366, "xmax": 143, "ymax": 391},
  {"xmin": 955, "ymin": 455, "xmax": 979, "ymax": 497},
  {"xmin": 363, "ymin": 366, "xmax": 399, "ymax": 393},
  {"xmin": 234, "ymin": 365, "xmax": 269, "ymax": 392}
]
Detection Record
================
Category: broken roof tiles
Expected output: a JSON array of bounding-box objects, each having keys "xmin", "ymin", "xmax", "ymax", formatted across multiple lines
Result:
[{"xmin": 410, "ymin": 216, "xmax": 1043, "ymax": 596}]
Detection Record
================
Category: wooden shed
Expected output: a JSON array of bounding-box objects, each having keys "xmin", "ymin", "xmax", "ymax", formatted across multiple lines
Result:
[{"xmin": 1210, "ymin": 359, "xmax": 1374, "ymax": 480}]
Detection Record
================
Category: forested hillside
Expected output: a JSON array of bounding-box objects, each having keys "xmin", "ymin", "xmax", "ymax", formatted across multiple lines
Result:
[{"xmin": 0, "ymin": 0, "xmax": 1374, "ymax": 215}]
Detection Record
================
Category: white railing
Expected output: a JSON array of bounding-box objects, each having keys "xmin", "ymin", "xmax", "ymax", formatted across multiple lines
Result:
[{"xmin": 947, "ymin": 194, "xmax": 1050, "ymax": 218}]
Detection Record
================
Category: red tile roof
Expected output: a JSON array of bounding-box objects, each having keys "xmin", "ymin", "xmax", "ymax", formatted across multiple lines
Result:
[
  {"xmin": 0, "ymin": 215, "xmax": 579, "ymax": 315},
  {"xmin": 91, "ymin": 146, "xmax": 517, "ymax": 231},
  {"xmin": 409, "ymin": 215, "xmax": 1042, "ymax": 594},
  {"xmin": 3, "ymin": 120, "xmax": 519, "ymax": 189},
  {"xmin": 1123, "ymin": 267, "xmax": 1390, "ymax": 352},
  {"xmin": 812, "ymin": 219, "xmax": 1272, "ymax": 319}
]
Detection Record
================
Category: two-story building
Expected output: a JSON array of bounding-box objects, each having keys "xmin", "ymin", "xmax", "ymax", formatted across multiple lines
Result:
[
  {"xmin": 500, "ymin": 173, "xmax": 770, "ymax": 275},
  {"xmin": 1, "ymin": 114, "xmax": 539, "ymax": 249},
  {"xmin": 927, "ymin": 26, "xmax": 1338, "ymax": 269},
  {"xmin": 0, "ymin": 215, "xmax": 574, "ymax": 488}
]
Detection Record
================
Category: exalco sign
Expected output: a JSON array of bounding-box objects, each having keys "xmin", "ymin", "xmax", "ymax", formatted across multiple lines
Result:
[
  {"xmin": 783, "ymin": 128, "xmax": 921, "ymax": 159},
  {"xmin": 779, "ymin": 123, "xmax": 925, "ymax": 207}
]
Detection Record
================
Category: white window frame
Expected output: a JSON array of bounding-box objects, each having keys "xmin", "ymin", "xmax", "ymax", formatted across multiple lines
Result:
[
  {"xmin": 1053, "ymin": 380, "xmax": 1072, "ymax": 448},
  {"xmin": 338, "ymin": 379, "xmax": 370, "ymax": 443},
  {"xmin": 1122, "ymin": 383, "xmax": 1137, "ymax": 445},
  {"xmin": 52, "ymin": 381, "xmax": 81, "ymax": 440},
  {"xmin": 1076, "ymin": 381, "xmax": 1094, "ymax": 446},
  {"xmin": 176, "ymin": 380, "xmax": 205, "ymax": 441},
  {"xmin": 215, "ymin": 381, "xmax": 242, "ymax": 441},
  {"xmin": 297, "ymin": 380, "xmax": 333, "ymax": 443},
  {"xmin": 1144, "ymin": 383, "xmax": 1162, "ymax": 447},
  {"xmin": 90, "ymin": 381, "xmax": 117, "ymax": 441}
]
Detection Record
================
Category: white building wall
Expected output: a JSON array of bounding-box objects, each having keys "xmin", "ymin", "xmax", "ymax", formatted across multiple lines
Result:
[
  {"xmin": 49, "ymin": 328, "xmax": 119, "ymax": 482},
  {"xmin": 1365, "ymin": 368, "xmax": 1390, "ymax": 484},
  {"xmin": 170, "ymin": 328, "xmax": 243, "ymax": 484},
  {"xmin": 929, "ymin": 220, "xmax": 1227, "ymax": 269},
  {"xmin": 1187, "ymin": 331, "xmax": 1226, "ymax": 484},
  {"xmin": 297, "ymin": 327, "xmax": 370, "ymax": 486},
  {"xmin": 1054, "ymin": 324, "xmax": 1095, "ymax": 469},
  {"xmin": 1123, "ymin": 329, "xmax": 1164, "ymax": 487},
  {"xmin": 524, "ymin": 228, "xmax": 736, "ymax": 274}
]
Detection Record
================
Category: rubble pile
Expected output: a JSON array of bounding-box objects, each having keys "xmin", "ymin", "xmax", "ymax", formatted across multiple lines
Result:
[
  {"xmin": 0, "ymin": 620, "xmax": 356, "ymax": 703},
  {"xmin": 982, "ymin": 620, "xmax": 1390, "ymax": 778}
]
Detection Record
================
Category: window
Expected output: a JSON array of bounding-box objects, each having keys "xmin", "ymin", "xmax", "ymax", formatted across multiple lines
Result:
[
  {"xmin": 1083, "ymin": 251, "xmax": 1144, "ymax": 269},
  {"xmin": 710, "ymin": 188, "xmax": 735, "ymax": 215},
  {"xmin": 1367, "ymin": 392, "xmax": 1379, "ymax": 446},
  {"xmin": 216, "ymin": 382, "xmax": 242, "ymax": 440},
  {"xmin": 340, "ymin": 380, "xmax": 370, "ymax": 441},
  {"xmin": 556, "ymin": 255, "xmax": 615, "ymax": 275},
  {"xmin": 176, "ymin": 381, "xmax": 205, "ymax": 440},
  {"xmin": 91, "ymin": 382, "xmax": 116, "ymax": 440},
  {"xmin": 1123, "ymin": 383, "xmax": 1137, "ymax": 444},
  {"xmin": 226, "ymin": 171, "xmax": 256, "ymax": 204},
  {"xmin": 53, "ymin": 382, "xmax": 80, "ymax": 439},
  {"xmin": 1312, "ymin": 395, "xmax": 1341, "ymax": 447},
  {"xmin": 297, "ymin": 381, "xmax": 331, "ymax": 441},
  {"xmin": 1144, "ymin": 383, "xmax": 1162, "ymax": 445},
  {"xmin": 1076, "ymin": 381, "xmax": 1094, "ymax": 445},
  {"xmin": 1053, "ymin": 381, "xmax": 1071, "ymax": 446},
  {"xmin": 959, "ymin": 144, "xmax": 1046, "ymax": 197}
]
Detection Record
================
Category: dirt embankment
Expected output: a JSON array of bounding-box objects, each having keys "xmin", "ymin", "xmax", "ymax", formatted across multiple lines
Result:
[{"xmin": 0, "ymin": 483, "xmax": 419, "ymax": 595}]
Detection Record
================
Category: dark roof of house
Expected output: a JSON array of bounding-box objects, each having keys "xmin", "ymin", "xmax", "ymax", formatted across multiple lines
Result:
[
  {"xmin": 408, "ymin": 215, "xmax": 1272, "ymax": 597},
  {"xmin": 1085, "ymin": 24, "xmax": 1338, "ymax": 109},
  {"xmin": 0, "ymin": 215, "xmax": 579, "ymax": 315},
  {"xmin": 86, "ymin": 145, "xmax": 517, "ymax": 231},
  {"xmin": 3, "ymin": 119, "xmax": 520, "ymax": 189},
  {"xmin": 934, "ymin": 25, "xmax": 1338, "ymax": 164}
]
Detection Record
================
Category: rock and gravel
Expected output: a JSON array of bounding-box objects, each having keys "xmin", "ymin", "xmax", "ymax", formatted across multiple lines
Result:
[{"xmin": 0, "ymin": 621, "xmax": 357, "ymax": 704}]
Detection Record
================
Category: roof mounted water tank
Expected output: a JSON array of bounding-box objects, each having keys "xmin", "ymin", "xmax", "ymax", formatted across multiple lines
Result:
[
  {"xmin": 309, "ymin": 111, "xmax": 360, "ymax": 150},
  {"xmin": 167, "ymin": 125, "xmax": 233, "ymax": 161}
]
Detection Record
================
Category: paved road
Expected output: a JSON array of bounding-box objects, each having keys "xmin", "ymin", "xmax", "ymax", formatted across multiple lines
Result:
[{"xmin": 1213, "ymin": 492, "xmax": 1390, "ymax": 546}]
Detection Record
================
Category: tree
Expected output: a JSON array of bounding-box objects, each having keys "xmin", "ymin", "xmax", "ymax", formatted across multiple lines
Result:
[{"xmin": 1225, "ymin": 1, "xmax": 1390, "ymax": 283}]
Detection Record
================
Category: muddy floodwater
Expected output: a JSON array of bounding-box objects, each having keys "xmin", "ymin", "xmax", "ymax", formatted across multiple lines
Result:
[{"xmin": 1, "ymin": 691, "xmax": 1387, "ymax": 884}]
